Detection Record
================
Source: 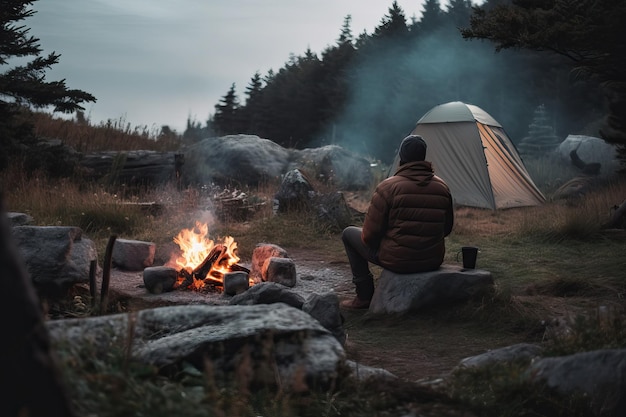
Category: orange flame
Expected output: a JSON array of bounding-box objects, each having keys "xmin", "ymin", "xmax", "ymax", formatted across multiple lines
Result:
[{"xmin": 173, "ymin": 221, "xmax": 240, "ymax": 288}]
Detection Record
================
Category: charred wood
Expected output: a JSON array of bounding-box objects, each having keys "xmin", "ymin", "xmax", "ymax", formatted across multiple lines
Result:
[
  {"xmin": 230, "ymin": 263, "xmax": 251, "ymax": 274},
  {"xmin": 191, "ymin": 244, "xmax": 227, "ymax": 281}
]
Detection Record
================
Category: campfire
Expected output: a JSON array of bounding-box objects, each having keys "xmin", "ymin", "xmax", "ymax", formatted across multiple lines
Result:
[{"xmin": 171, "ymin": 222, "xmax": 250, "ymax": 292}]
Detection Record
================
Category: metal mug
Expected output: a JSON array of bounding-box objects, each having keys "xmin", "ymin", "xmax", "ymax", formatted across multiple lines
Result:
[{"xmin": 456, "ymin": 246, "xmax": 479, "ymax": 269}]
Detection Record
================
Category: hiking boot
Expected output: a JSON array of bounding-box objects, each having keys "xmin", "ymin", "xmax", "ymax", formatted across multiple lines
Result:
[{"xmin": 340, "ymin": 296, "xmax": 370, "ymax": 310}]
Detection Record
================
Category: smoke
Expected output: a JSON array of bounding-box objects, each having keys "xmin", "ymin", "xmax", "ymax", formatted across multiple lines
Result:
[{"xmin": 323, "ymin": 26, "xmax": 600, "ymax": 164}]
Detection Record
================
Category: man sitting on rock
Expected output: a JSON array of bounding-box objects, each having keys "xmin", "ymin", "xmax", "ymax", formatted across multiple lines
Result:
[{"xmin": 341, "ymin": 135, "xmax": 454, "ymax": 309}]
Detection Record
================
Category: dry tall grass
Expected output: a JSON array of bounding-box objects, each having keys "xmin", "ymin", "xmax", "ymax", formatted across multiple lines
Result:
[
  {"xmin": 451, "ymin": 177, "xmax": 626, "ymax": 242},
  {"xmin": 26, "ymin": 111, "xmax": 182, "ymax": 152}
]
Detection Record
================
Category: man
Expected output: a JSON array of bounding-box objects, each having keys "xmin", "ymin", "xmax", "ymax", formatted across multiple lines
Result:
[{"xmin": 341, "ymin": 134, "xmax": 454, "ymax": 309}]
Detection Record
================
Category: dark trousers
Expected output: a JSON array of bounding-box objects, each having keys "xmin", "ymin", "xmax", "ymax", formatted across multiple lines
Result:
[{"xmin": 341, "ymin": 226, "xmax": 378, "ymax": 300}]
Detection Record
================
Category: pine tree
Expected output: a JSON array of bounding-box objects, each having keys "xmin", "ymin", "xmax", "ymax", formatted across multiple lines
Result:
[
  {"xmin": 212, "ymin": 83, "xmax": 240, "ymax": 136},
  {"xmin": 1, "ymin": 0, "xmax": 95, "ymax": 113},
  {"xmin": 337, "ymin": 14, "xmax": 354, "ymax": 45},
  {"xmin": 0, "ymin": 0, "xmax": 96, "ymax": 169},
  {"xmin": 318, "ymin": 17, "xmax": 357, "ymax": 130},
  {"xmin": 417, "ymin": 0, "xmax": 445, "ymax": 34},
  {"xmin": 241, "ymin": 71, "xmax": 265, "ymax": 135},
  {"xmin": 446, "ymin": 0, "xmax": 473, "ymax": 28},
  {"xmin": 517, "ymin": 104, "xmax": 562, "ymax": 156},
  {"xmin": 373, "ymin": 1, "xmax": 409, "ymax": 40}
]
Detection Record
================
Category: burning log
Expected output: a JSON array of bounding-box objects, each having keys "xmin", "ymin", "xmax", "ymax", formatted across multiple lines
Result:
[
  {"xmin": 176, "ymin": 268, "xmax": 193, "ymax": 288},
  {"xmin": 176, "ymin": 268, "xmax": 224, "ymax": 291},
  {"xmin": 176, "ymin": 244, "xmax": 226, "ymax": 288},
  {"xmin": 192, "ymin": 244, "xmax": 228, "ymax": 281},
  {"xmin": 175, "ymin": 244, "xmax": 250, "ymax": 291}
]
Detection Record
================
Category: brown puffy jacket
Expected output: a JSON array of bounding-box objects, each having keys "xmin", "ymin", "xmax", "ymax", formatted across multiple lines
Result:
[{"xmin": 362, "ymin": 160, "xmax": 453, "ymax": 273}]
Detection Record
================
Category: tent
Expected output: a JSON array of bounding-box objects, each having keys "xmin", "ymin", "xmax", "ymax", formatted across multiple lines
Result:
[{"xmin": 392, "ymin": 101, "xmax": 545, "ymax": 210}]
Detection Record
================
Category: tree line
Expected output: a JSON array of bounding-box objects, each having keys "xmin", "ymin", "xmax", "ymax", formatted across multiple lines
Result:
[
  {"xmin": 2, "ymin": 0, "xmax": 625, "ymax": 169},
  {"xmin": 194, "ymin": 0, "xmax": 623, "ymax": 166}
]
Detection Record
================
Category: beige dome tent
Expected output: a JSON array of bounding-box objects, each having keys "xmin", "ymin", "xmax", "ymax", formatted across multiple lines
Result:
[{"xmin": 392, "ymin": 101, "xmax": 545, "ymax": 210}]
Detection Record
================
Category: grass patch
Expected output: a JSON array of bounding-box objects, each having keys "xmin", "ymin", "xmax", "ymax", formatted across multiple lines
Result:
[
  {"xmin": 542, "ymin": 306, "xmax": 626, "ymax": 356},
  {"xmin": 53, "ymin": 328, "xmax": 465, "ymax": 417},
  {"xmin": 446, "ymin": 307, "xmax": 626, "ymax": 417},
  {"xmin": 448, "ymin": 362, "xmax": 595, "ymax": 417}
]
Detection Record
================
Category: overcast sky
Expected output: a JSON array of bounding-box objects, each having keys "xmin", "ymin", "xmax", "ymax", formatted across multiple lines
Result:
[{"xmin": 27, "ymin": 1, "xmax": 456, "ymax": 133}]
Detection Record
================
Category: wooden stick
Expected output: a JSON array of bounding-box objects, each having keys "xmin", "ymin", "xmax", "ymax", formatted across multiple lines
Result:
[
  {"xmin": 89, "ymin": 259, "xmax": 97, "ymax": 308},
  {"xmin": 100, "ymin": 235, "xmax": 117, "ymax": 314}
]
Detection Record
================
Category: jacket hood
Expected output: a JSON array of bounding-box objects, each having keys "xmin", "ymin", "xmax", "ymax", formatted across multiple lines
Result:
[{"xmin": 394, "ymin": 161, "xmax": 435, "ymax": 185}]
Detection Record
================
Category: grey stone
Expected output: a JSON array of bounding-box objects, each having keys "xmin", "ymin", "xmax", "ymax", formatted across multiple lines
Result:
[
  {"xmin": 182, "ymin": 135, "xmax": 373, "ymax": 191},
  {"xmin": 229, "ymin": 282, "xmax": 305, "ymax": 309},
  {"xmin": 11, "ymin": 226, "xmax": 98, "ymax": 293},
  {"xmin": 528, "ymin": 349, "xmax": 626, "ymax": 416},
  {"xmin": 456, "ymin": 343, "xmax": 544, "ymax": 370},
  {"xmin": 302, "ymin": 292, "xmax": 346, "ymax": 345},
  {"xmin": 264, "ymin": 256, "xmax": 297, "ymax": 287},
  {"xmin": 112, "ymin": 238, "xmax": 155, "ymax": 271},
  {"xmin": 184, "ymin": 135, "xmax": 291, "ymax": 186},
  {"xmin": 273, "ymin": 168, "xmax": 315, "ymax": 213},
  {"xmin": 143, "ymin": 266, "xmax": 177, "ymax": 294},
  {"xmin": 345, "ymin": 360, "xmax": 398, "ymax": 382},
  {"xmin": 7, "ymin": 212, "xmax": 34, "ymax": 226},
  {"xmin": 223, "ymin": 271, "xmax": 249, "ymax": 296},
  {"xmin": 451, "ymin": 344, "xmax": 626, "ymax": 416},
  {"xmin": 369, "ymin": 264, "xmax": 494, "ymax": 315},
  {"xmin": 46, "ymin": 303, "xmax": 346, "ymax": 392},
  {"xmin": 291, "ymin": 145, "xmax": 373, "ymax": 191},
  {"xmin": 556, "ymin": 135, "xmax": 620, "ymax": 177}
]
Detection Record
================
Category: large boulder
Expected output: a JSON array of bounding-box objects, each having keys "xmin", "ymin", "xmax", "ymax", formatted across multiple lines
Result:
[
  {"xmin": 183, "ymin": 135, "xmax": 374, "ymax": 190},
  {"xmin": 556, "ymin": 135, "xmax": 620, "ymax": 177},
  {"xmin": 291, "ymin": 145, "xmax": 373, "ymax": 190},
  {"xmin": 46, "ymin": 303, "xmax": 346, "ymax": 391},
  {"xmin": 183, "ymin": 135, "xmax": 291, "ymax": 186},
  {"xmin": 527, "ymin": 349, "xmax": 626, "ymax": 416},
  {"xmin": 454, "ymin": 345, "xmax": 626, "ymax": 417}
]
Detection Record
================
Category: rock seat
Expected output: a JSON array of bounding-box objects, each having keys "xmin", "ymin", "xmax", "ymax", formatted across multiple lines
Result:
[{"xmin": 369, "ymin": 264, "xmax": 494, "ymax": 315}]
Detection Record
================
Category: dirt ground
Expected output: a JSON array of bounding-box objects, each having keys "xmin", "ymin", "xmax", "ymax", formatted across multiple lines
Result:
[
  {"xmin": 340, "ymin": 308, "xmax": 533, "ymax": 382},
  {"xmin": 284, "ymin": 248, "xmax": 538, "ymax": 383},
  {"xmin": 96, "ymin": 244, "xmax": 540, "ymax": 384}
]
